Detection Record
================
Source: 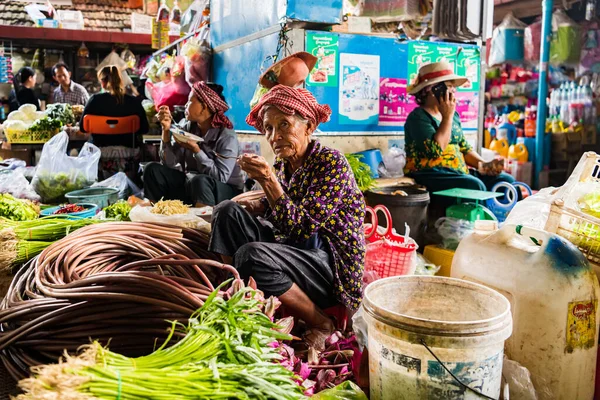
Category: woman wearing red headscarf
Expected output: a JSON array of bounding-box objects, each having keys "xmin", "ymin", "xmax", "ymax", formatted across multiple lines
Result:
[
  {"xmin": 144, "ymin": 82, "xmax": 244, "ymax": 206},
  {"xmin": 209, "ymin": 85, "xmax": 366, "ymax": 349}
]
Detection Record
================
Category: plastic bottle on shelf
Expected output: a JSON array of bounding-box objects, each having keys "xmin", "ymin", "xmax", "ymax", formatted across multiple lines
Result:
[
  {"xmin": 583, "ymin": 84, "xmax": 595, "ymax": 125},
  {"xmin": 549, "ymin": 89, "xmax": 558, "ymax": 118},
  {"xmin": 559, "ymin": 86, "xmax": 570, "ymax": 124},
  {"xmin": 524, "ymin": 106, "xmax": 537, "ymax": 137}
]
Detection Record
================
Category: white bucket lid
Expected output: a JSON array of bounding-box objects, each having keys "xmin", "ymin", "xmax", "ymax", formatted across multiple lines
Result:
[{"xmin": 363, "ymin": 276, "xmax": 512, "ymax": 340}]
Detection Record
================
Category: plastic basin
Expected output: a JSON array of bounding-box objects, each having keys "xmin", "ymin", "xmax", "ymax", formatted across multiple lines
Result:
[
  {"xmin": 65, "ymin": 187, "xmax": 119, "ymax": 209},
  {"xmin": 40, "ymin": 203, "xmax": 99, "ymax": 219}
]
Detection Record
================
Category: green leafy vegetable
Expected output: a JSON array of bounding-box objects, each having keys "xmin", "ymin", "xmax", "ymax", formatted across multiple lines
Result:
[
  {"xmin": 32, "ymin": 171, "xmax": 91, "ymax": 203},
  {"xmin": 0, "ymin": 193, "xmax": 39, "ymax": 221},
  {"xmin": 345, "ymin": 154, "xmax": 375, "ymax": 192},
  {"xmin": 579, "ymin": 192, "xmax": 600, "ymax": 219},
  {"xmin": 45, "ymin": 103, "xmax": 76, "ymax": 126},
  {"xmin": 104, "ymin": 200, "xmax": 132, "ymax": 221},
  {"xmin": 28, "ymin": 117, "xmax": 63, "ymax": 134}
]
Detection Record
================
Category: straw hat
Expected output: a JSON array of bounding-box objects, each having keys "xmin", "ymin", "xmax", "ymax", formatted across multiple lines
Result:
[
  {"xmin": 259, "ymin": 52, "xmax": 318, "ymax": 89},
  {"xmin": 407, "ymin": 61, "xmax": 469, "ymax": 95}
]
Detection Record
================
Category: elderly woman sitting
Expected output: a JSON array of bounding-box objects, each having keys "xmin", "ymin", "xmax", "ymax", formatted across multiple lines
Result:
[{"xmin": 209, "ymin": 86, "xmax": 366, "ymax": 348}]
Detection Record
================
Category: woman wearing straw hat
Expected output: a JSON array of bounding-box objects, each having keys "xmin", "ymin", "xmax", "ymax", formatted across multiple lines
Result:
[{"xmin": 404, "ymin": 61, "xmax": 515, "ymax": 194}]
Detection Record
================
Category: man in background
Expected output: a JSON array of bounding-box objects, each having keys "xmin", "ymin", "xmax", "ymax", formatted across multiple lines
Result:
[{"xmin": 51, "ymin": 63, "xmax": 89, "ymax": 106}]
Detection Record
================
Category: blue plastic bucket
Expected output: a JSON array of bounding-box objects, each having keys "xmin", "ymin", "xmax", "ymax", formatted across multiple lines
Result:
[{"xmin": 354, "ymin": 149, "xmax": 383, "ymax": 178}]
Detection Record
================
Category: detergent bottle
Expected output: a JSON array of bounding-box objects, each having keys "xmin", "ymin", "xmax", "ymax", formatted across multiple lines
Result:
[
  {"xmin": 497, "ymin": 115, "xmax": 518, "ymax": 145},
  {"xmin": 489, "ymin": 138, "xmax": 509, "ymax": 158},
  {"xmin": 452, "ymin": 222, "xmax": 600, "ymax": 400},
  {"xmin": 508, "ymin": 143, "xmax": 528, "ymax": 162}
]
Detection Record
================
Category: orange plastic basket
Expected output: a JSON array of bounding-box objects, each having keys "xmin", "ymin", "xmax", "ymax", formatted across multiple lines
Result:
[{"xmin": 364, "ymin": 205, "xmax": 418, "ymax": 280}]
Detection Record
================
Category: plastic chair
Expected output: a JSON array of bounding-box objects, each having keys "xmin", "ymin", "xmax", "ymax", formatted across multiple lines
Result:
[{"xmin": 82, "ymin": 115, "xmax": 140, "ymax": 147}]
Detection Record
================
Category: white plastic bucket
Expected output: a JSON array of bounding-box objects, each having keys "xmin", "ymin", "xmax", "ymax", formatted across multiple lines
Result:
[{"xmin": 363, "ymin": 276, "xmax": 512, "ymax": 400}]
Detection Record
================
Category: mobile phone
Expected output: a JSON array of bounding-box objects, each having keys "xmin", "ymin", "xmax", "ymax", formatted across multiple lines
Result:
[{"xmin": 431, "ymin": 82, "xmax": 448, "ymax": 102}]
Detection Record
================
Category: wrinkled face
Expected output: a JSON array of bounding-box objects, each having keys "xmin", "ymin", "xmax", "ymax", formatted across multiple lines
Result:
[
  {"xmin": 263, "ymin": 106, "xmax": 314, "ymax": 160},
  {"xmin": 54, "ymin": 67, "xmax": 71, "ymax": 87},
  {"xmin": 185, "ymin": 92, "xmax": 210, "ymax": 123}
]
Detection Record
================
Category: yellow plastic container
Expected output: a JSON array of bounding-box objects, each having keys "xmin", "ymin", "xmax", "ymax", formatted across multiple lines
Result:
[
  {"xmin": 489, "ymin": 138, "xmax": 509, "ymax": 158},
  {"xmin": 508, "ymin": 143, "xmax": 529, "ymax": 162},
  {"xmin": 424, "ymin": 245, "xmax": 455, "ymax": 277}
]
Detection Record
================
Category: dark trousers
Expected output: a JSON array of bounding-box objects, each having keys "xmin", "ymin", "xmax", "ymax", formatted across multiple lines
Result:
[
  {"xmin": 209, "ymin": 201, "xmax": 336, "ymax": 309},
  {"xmin": 410, "ymin": 169, "xmax": 516, "ymax": 193},
  {"xmin": 143, "ymin": 162, "xmax": 241, "ymax": 206}
]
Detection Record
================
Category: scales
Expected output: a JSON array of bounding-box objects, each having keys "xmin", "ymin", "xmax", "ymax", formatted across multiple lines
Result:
[{"xmin": 433, "ymin": 188, "xmax": 501, "ymax": 222}]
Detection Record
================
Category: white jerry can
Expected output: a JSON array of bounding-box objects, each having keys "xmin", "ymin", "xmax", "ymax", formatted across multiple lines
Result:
[{"xmin": 452, "ymin": 222, "xmax": 600, "ymax": 400}]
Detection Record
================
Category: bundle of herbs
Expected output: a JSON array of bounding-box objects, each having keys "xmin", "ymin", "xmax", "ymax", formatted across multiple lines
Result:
[
  {"xmin": 16, "ymin": 283, "xmax": 306, "ymax": 400},
  {"xmin": 0, "ymin": 193, "xmax": 39, "ymax": 221}
]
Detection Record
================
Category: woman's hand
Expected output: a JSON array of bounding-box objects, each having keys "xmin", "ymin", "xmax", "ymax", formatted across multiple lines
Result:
[
  {"xmin": 238, "ymin": 154, "xmax": 273, "ymax": 183},
  {"xmin": 438, "ymin": 91, "xmax": 457, "ymax": 120},
  {"xmin": 238, "ymin": 154, "xmax": 284, "ymax": 208},
  {"xmin": 177, "ymin": 139, "xmax": 201, "ymax": 154},
  {"xmin": 236, "ymin": 199, "xmax": 265, "ymax": 215},
  {"xmin": 156, "ymin": 106, "xmax": 172, "ymax": 141}
]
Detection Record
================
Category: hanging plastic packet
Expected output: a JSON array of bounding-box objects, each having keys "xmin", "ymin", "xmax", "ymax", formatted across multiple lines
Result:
[
  {"xmin": 120, "ymin": 48, "xmax": 137, "ymax": 70},
  {"xmin": 77, "ymin": 42, "xmax": 89, "ymax": 58},
  {"xmin": 489, "ymin": 12, "xmax": 527, "ymax": 66},
  {"xmin": 550, "ymin": 9, "xmax": 581, "ymax": 66},
  {"xmin": 157, "ymin": 0, "xmax": 170, "ymax": 22},
  {"xmin": 170, "ymin": 0, "xmax": 182, "ymax": 24}
]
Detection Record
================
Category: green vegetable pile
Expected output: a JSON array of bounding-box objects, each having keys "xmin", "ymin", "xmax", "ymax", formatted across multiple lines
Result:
[
  {"xmin": 32, "ymin": 171, "xmax": 91, "ymax": 203},
  {"xmin": 16, "ymin": 283, "xmax": 306, "ymax": 400},
  {"xmin": 0, "ymin": 216, "xmax": 98, "ymax": 271},
  {"xmin": 345, "ymin": 154, "xmax": 375, "ymax": 192},
  {"xmin": 27, "ymin": 116, "xmax": 63, "ymax": 134},
  {"xmin": 45, "ymin": 103, "xmax": 76, "ymax": 126},
  {"xmin": 104, "ymin": 200, "xmax": 132, "ymax": 221},
  {"xmin": 0, "ymin": 193, "xmax": 39, "ymax": 221}
]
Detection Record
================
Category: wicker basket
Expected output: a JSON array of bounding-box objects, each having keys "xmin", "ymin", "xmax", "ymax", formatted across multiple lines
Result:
[
  {"xmin": 545, "ymin": 152, "xmax": 600, "ymax": 268},
  {"xmin": 5, "ymin": 128, "xmax": 60, "ymax": 144}
]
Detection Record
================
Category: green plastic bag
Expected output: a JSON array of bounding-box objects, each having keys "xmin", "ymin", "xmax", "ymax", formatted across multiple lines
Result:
[
  {"xmin": 550, "ymin": 9, "xmax": 581, "ymax": 65},
  {"xmin": 311, "ymin": 382, "xmax": 368, "ymax": 400}
]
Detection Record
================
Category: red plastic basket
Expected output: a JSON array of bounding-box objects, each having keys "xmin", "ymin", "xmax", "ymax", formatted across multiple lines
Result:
[{"xmin": 364, "ymin": 205, "xmax": 418, "ymax": 280}]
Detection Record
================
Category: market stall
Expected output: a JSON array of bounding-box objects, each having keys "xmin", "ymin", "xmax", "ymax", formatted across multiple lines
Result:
[{"xmin": 1, "ymin": 0, "xmax": 600, "ymax": 399}]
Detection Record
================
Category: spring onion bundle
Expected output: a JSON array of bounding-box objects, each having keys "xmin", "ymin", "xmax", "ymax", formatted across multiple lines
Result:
[
  {"xmin": 0, "ymin": 222, "xmax": 225, "ymax": 380},
  {"xmin": 0, "ymin": 216, "xmax": 98, "ymax": 271},
  {"xmin": 16, "ymin": 285, "xmax": 305, "ymax": 400}
]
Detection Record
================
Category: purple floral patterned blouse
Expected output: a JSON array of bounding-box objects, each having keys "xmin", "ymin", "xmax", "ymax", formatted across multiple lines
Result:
[{"xmin": 263, "ymin": 140, "xmax": 366, "ymax": 310}]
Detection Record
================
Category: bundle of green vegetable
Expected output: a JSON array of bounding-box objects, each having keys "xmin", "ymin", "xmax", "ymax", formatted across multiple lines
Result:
[
  {"xmin": 0, "ymin": 193, "xmax": 39, "ymax": 221},
  {"xmin": 27, "ymin": 116, "xmax": 63, "ymax": 134},
  {"xmin": 32, "ymin": 171, "xmax": 91, "ymax": 203},
  {"xmin": 45, "ymin": 103, "xmax": 76, "ymax": 126},
  {"xmin": 104, "ymin": 200, "xmax": 132, "ymax": 221},
  {"xmin": 0, "ymin": 216, "xmax": 98, "ymax": 271},
  {"xmin": 16, "ymin": 284, "xmax": 305, "ymax": 400},
  {"xmin": 345, "ymin": 154, "xmax": 375, "ymax": 192}
]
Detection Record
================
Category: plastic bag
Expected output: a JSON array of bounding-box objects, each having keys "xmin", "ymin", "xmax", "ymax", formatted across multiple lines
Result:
[
  {"xmin": 356, "ymin": 0, "xmax": 420, "ymax": 22},
  {"xmin": 435, "ymin": 217, "xmax": 474, "ymax": 250},
  {"xmin": 351, "ymin": 305, "xmax": 368, "ymax": 351},
  {"xmin": 524, "ymin": 19, "xmax": 542, "ymax": 63},
  {"xmin": 310, "ymin": 381, "xmax": 368, "ymax": 400},
  {"xmin": 31, "ymin": 132, "xmax": 101, "ymax": 203},
  {"xmin": 180, "ymin": 0, "xmax": 209, "ymax": 35},
  {"xmin": 129, "ymin": 205, "xmax": 209, "ymax": 230},
  {"xmin": 414, "ymin": 253, "xmax": 440, "ymax": 276},
  {"xmin": 550, "ymin": 9, "xmax": 581, "ymax": 66},
  {"xmin": 489, "ymin": 13, "xmax": 527, "ymax": 66},
  {"xmin": 0, "ymin": 169, "xmax": 41, "ymax": 201},
  {"xmin": 505, "ymin": 187, "xmax": 558, "ymax": 230},
  {"xmin": 378, "ymin": 146, "xmax": 406, "ymax": 178},
  {"xmin": 147, "ymin": 78, "xmax": 191, "ymax": 111},
  {"xmin": 502, "ymin": 356, "xmax": 539, "ymax": 400},
  {"xmin": 92, "ymin": 172, "xmax": 141, "ymax": 200},
  {"xmin": 182, "ymin": 29, "xmax": 211, "ymax": 86}
]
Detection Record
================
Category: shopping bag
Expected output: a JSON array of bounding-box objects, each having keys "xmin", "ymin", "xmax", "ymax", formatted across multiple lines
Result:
[{"xmin": 31, "ymin": 131, "xmax": 101, "ymax": 203}]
